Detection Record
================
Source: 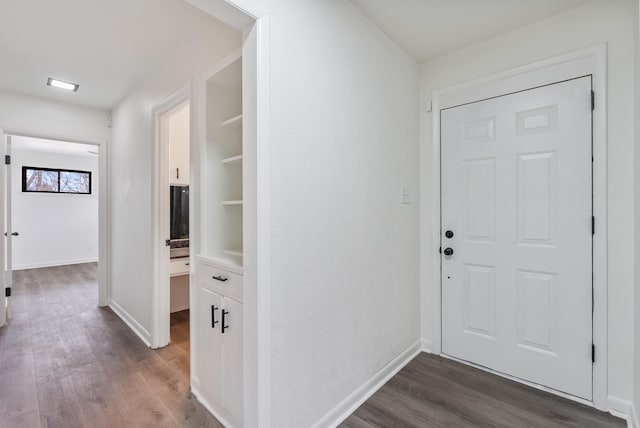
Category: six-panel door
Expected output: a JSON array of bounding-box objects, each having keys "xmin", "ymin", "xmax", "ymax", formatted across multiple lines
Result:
[{"xmin": 441, "ymin": 77, "xmax": 593, "ymax": 400}]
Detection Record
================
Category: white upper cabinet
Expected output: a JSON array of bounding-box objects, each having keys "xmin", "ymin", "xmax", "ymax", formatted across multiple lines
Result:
[{"xmin": 169, "ymin": 103, "xmax": 190, "ymax": 185}]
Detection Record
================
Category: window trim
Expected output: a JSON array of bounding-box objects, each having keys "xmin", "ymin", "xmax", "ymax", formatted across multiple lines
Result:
[{"xmin": 22, "ymin": 166, "xmax": 92, "ymax": 194}]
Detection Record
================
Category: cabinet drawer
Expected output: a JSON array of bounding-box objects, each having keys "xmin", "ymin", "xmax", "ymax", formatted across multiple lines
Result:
[
  {"xmin": 170, "ymin": 258, "xmax": 190, "ymax": 276},
  {"xmin": 198, "ymin": 260, "xmax": 243, "ymax": 301}
]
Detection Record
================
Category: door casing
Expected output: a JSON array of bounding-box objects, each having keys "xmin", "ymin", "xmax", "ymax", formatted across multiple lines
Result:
[
  {"xmin": 427, "ymin": 44, "xmax": 607, "ymax": 410},
  {"xmin": 0, "ymin": 132, "xmax": 109, "ymax": 311}
]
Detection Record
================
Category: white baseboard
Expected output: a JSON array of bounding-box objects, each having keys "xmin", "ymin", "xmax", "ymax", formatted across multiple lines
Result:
[
  {"xmin": 13, "ymin": 257, "xmax": 98, "ymax": 271},
  {"xmin": 312, "ymin": 339, "xmax": 423, "ymax": 428},
  {"xmin": 608, "ymin": 395, "xmax": 632, "ymax": 425},
  {"xmin": 421, "ymin": 338, "xmax": 433, "ymax": 353},
  {"xmin": 191, "ymin": 386, "xmax": 235, "ymax": 428},
  {"xmin": 109, "ymin": 299, "xmax": 151, "ymax": 347},
  {"xmin": 629, "ymin": 402, "xmax": 639, "ymax": 428}
]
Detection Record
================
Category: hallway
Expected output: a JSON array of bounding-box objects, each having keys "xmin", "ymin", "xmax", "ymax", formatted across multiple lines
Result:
[{"xmin": 0, "ymin": 263, "xmax": 221, "ymax": 428}]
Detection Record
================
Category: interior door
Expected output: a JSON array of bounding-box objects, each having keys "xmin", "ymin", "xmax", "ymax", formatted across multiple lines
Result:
[
  {"xmin": 0, "ymin": 130, "xmax": 5, "ymax": 327},
  {"xmin": 0, "ymin": 132, "xmax": 11, "ymax": 327},
  {"xmin": 5, "ymin": 135, "xmax": 12, "ymax": 321},
  {"xmin": 441, "ymin": 77, "xmax": 593, "ymax": 399}
]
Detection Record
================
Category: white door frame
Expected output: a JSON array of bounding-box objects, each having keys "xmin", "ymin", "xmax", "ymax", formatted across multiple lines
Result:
[
  {"xmin": 150, "ymin": 1, "xmax": 271, "ymax": 427},
  {"xmin": 1, "ymin": 131, "xmax": 110, "ymax": 307},
  {"xmin": 150, "ymin": 84, "xmax": 191, "ymax": 350},
  {"xmin": 427, "ymin": 44, "xmax": 607, "ymax": 410}
]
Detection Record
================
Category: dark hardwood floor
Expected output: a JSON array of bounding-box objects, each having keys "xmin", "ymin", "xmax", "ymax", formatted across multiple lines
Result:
[
  {"xmin": 342, "ymin": 352, "xmax": 625, "ymax": 428},
  {"xmin": 1, "ymin": 263, "xmax": 627, "ymax": 428},
  {"xmin": 0, "ymin": 263, "xmax": 222, "ymax": 428}
]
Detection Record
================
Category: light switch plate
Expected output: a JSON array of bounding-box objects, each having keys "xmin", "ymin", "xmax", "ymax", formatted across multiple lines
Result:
[{"xmin": 401, "ymin": 185, "xmax": 411, "ymax": 205}]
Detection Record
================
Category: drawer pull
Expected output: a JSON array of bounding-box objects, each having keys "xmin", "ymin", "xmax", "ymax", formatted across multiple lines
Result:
[
  {"xmin": 211, "ymin": 305, "xmax": 219, "ymax": 328},
  {"xmin": 221, "ymin": 309, "xmax": 229, "ymax": 333},
  {"xmin": 185, "ymin": 262, "xmax": 190, "ymax": 266},
  {"xmin": 212, "ymin": 275, "xmax": 228, "ymax": 282}
]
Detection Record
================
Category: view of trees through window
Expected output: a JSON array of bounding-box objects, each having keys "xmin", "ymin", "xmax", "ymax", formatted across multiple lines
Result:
[{"xmin": 22, "ymin": 167, "xmax": 91, "ymax": 194}]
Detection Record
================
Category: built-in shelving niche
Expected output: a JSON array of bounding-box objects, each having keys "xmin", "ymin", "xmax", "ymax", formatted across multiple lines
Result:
[{"xmin": 203, "ymin": 56, "xmax": 243, "ymax": 266}]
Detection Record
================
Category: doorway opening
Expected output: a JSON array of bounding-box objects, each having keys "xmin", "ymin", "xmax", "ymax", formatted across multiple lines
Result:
[
  {"xmin": 1, "ymin": 134, "xmax": 105, "ymax": 326},
  {"xmin": 152, "ymin": 92, "xmax": 191, "ymax": 351}
]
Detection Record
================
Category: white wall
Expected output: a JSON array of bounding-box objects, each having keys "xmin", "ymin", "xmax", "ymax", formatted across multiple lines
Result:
[
  {"xmin": 0, "ymin": 89, "xmax": 110, "ymax": 143},
  {"xmin": 419, "ymin": 0, "xmax": 636, "ymax": 413},
  {"xmin": 11, "ymin": 148, "xmax": 98, "ymax": 269},
  {"xmin": 109, "ymin": 11, "xmax": 239, "ymax": 339},
  {"xmin": 267, "ymin": 1, "xmax": 420, "ymax": 426},
  {"xmin": 633, "ymin": 0, "xmax": 640, "ymax": 424}
]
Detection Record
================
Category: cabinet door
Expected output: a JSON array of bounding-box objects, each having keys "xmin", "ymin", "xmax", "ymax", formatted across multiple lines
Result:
[
  {"xmin": 169, "ymin": 103, "xmax": 190, "ymax": 185},
  {"xmin": 222, "ymin": 297, "xmax": 243, "ymax": 426},
  {"xmin": 198, "ymin": 287, "xmax": 223, "ymax": 407}
]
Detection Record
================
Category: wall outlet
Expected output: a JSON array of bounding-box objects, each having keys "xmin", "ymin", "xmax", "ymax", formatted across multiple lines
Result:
[{"xmin": 401, "ymin": 185, "xmax": 411, "ymax": 205}]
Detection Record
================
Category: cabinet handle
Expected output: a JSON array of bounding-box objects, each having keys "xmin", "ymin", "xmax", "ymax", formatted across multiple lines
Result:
[
  {"xmin": 211, "ymin": 305, "xmax": 219, "ymax": 328},
  {"xmin": 221, "ymin": 309, "xmax": 229, "ymax": 334},
  {"xmin": 176, "ymin": 167, "xmax": 179, "ymax": 180},
  {"xmin": 185, "ymin": 262, "xmax": 190, "ymax": 266},
  {"xmin": 212, "ymin": 275, "xmax": 228, "ymax": 282}
]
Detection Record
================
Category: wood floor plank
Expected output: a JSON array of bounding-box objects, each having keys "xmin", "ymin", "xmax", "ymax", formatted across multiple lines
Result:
[
  {"xmin": 4, "ymin": 409, "xmax": 41, "ymax": 428},
  {"xmin": 342, "ymin": 353, "xmax": 625, "ymax": 428},
  {"xmin": 4, "ymin": 263, "xmax": 625, "ymax": 428},
  {"xmin": 1, "ymin": 263, "xmax": 223, "ymax": 428},
  {"xmin": 37, "ymin": 373, "xmax": 85, "ymax": 428}
]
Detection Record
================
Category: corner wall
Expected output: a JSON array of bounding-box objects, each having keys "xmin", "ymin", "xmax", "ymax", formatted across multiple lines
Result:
[
  {"xmin": 419, "ymin": 0, "xmax": 636, "ymax": 414},
  {"xmin": 267, "ymin": 1, "xmax": 420, "ymax": 426}
]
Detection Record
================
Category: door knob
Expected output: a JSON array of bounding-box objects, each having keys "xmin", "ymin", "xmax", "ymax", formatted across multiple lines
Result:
[
  {"xmin": 443, "ymin": 247, "xmax": 454, "ymax": 256},
  {"xmin": 445, "ymin": 230, "xmax": 454, "ymax": 239}
]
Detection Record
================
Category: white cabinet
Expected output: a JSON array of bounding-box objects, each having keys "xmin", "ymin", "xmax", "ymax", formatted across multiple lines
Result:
[
  {"xmin": 169, "ymin": 103, "xmax": 190, "ymax": 185},
  {"xmin": 169, "ymin": 257, "xmax": 190, "ymax": 277},
  {"xmin": 197, "ymin": 282, "xmax": 243, "ymax": 427},
  {"xmin": 192, "ymin": 50, "xmax": 245, "ymax": 427}
]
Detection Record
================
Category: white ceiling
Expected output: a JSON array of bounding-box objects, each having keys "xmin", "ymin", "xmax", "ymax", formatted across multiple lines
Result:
[
  {"xmin": 13, "ymin": 135, "xmax": 98, "ymax": 157},
  {"xmin": 0, "ymin": 0, "xmax": 234, "ymax": 110},
  {"xmin": 350, "ymin": 0, "xmax": 594, "ymax": 62}
]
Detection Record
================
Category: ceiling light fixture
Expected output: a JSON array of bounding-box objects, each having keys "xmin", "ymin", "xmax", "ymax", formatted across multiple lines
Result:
[{"xmin": 47, "ymin": 78, "xmax": 79, "ymax": 92}]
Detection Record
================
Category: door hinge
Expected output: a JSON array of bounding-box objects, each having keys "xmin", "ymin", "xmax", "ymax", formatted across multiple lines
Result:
[
  {"xmin": 5, "ymin": 287, "xmax": 10, "ymax": 297},
  {"xmin": 592, "ymin": 344, "xmax": 595, "ymax": 363},
  {"xmin": 591, "ymin": 90, "xmax": 595, "ymax": 111},
  {"xmin": 592, "ymin": 216, "xmax": 595, "ymax": 235},
  {"xmin": 4, "ymin": 155, "xmax": 10, "ymax": 165}
]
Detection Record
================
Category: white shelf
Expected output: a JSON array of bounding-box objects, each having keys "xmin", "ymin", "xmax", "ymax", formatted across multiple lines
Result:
[
  {"xmin": 222, "ymin": 200, "xmax": 243, "ymax": 206},
  {"xmin": 221, "ymin": 154, "xmax": 243, "ymax": 165},
  {"xmin": 221, "ymin": 114, "xmax": 242, "ymax": 128},
  {"xmin": 223, "ymin": 249, "xmax": 243, "ymax": 258}
]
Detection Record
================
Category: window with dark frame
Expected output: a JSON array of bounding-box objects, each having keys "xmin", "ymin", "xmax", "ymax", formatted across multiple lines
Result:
[{"xmin": 22, "ymin": 166, "xmax": 92, "ymax": 194}]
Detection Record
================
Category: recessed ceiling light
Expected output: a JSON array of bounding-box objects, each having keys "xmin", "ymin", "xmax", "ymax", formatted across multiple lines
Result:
[{"xmin": 47, "ymin": 78, "xmax": 79, "ymax": 92}]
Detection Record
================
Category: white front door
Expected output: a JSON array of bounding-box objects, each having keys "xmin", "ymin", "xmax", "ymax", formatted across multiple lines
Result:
[{"xmin": 441, "ymin": 77, "xmax": 593, "ymax": 400}]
